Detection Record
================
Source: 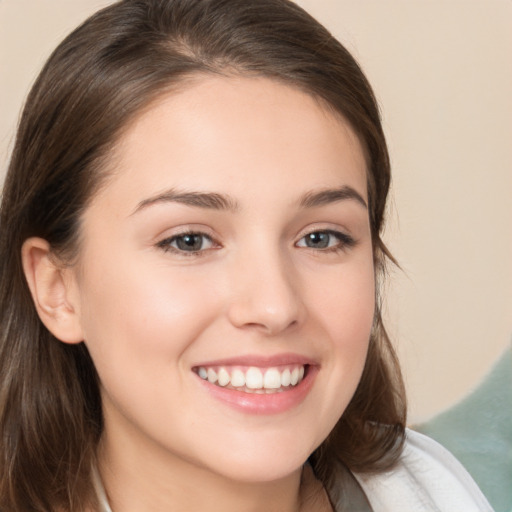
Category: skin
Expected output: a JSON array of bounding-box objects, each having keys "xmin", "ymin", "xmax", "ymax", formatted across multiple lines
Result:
[{"xmin": 23, "ymin": 76, "xmax": 375, "ymax": 511}]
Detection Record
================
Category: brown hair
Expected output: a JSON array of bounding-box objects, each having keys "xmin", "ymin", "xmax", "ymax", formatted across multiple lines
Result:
[{"xmin": 0, "ymin": 0, "xmax": 406, "ymax": 509}]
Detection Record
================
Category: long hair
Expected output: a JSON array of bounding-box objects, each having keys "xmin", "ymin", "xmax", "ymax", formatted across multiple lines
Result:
[{"xmin": 0, "ymin": 0, "xmax": 406, "ymax": 509}]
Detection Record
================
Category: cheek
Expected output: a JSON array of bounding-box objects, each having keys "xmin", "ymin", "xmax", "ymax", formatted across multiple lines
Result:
[
  {"xmin": 334, "ymin": 263, "xmax": 375, "ymax": 373},
  {"xmin": 312, "ymin": 257, "xmax": 376, "ymax": 346},
  {"xmin": 76, "ymin": 253, "xmax": 220, "ymax": 376},
  {"xmin": 305, "ymin": 256, "xmax": 375, "ymax": 424}
]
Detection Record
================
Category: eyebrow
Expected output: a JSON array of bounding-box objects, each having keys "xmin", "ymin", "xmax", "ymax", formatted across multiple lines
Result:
[
  {"xmin": 132, "ymin": 188, "xmax": 240, "ymax": 215},
  {"xmin": 132, "ymin": 184, "xmax": 367, "ymax": 216},
  {"xmin": 298, "ymin": 186, "xmax": 368, "ymax": 210}
]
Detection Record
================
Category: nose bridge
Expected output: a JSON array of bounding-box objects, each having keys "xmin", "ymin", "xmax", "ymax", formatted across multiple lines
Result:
[{"xmin": 226, "ymin": 241, "xmax": 303, "ymax": 335}]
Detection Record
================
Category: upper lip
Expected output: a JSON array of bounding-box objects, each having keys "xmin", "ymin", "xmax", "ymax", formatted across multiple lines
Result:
[{"xmin": 192, "ymin": 353, "xmax": 317, "ymax": 368}]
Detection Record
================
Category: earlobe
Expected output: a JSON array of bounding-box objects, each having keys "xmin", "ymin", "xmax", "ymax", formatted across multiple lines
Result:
[{"xmin": 21, "ymin": 237, "xmax": 84, "ymax": 344}]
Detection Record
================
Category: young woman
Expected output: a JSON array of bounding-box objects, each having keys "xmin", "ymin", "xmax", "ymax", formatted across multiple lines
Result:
[{"xmin": 0, "ymin": 1, "xmax": 493, "ymax": 510}]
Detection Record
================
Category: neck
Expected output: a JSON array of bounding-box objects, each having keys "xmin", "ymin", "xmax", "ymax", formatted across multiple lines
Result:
[{"xmin": 97, "ymin": 430, "xmax": 306, "ymax": 512}]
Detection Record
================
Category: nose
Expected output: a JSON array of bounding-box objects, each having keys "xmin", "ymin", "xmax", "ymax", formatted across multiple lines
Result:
[{"xmin": 226, "ymin": 248, "xmax": 304, "ymax": 336}]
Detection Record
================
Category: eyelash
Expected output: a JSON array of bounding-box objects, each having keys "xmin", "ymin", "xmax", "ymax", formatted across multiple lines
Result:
[{"xmin": 156, "ymin": 229, "xmax": 356, "ymax": 256}]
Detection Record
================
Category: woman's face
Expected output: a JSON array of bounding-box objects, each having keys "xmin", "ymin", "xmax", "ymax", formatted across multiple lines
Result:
[{"xmin": 71, "ymin": 76, "xmax": 375, "ymax": 483}]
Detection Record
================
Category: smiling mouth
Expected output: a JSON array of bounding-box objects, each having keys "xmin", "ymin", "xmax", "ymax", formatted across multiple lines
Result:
[{"xmin": 194, "ymin": 364, "xmax": 307, "ymax": 394}]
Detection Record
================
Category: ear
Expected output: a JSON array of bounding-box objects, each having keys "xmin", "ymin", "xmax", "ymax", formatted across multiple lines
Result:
[{"xmin": 21, "ymin": 237, "xmax": 84, "ymax": 344}]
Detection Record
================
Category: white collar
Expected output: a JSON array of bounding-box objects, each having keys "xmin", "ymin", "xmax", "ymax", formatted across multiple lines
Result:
[{"xmin": 91, "ymin": 465, "xmax": 113, "ymax": 512}]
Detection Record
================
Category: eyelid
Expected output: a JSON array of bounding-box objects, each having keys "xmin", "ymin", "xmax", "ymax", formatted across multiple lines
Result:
[
  {"xmin": 154, "ymin": 224, "xmax": 217, "ymax": 244},
  {"xmin": 295, "ymin": 223, "xmax": 352, "ymax": 240}
]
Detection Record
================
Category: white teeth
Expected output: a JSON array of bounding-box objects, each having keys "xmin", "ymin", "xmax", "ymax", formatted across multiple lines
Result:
[
  {"xmin": 217, "ymin": 367, "xmax": 230, "ymax": 387},
  {"xmin": 197, "ymin": 364, "xmax": 307, "ymax": 392},
  {"xmin": 263, "ymin": 368, "xmax": 281, "ymax": 389},
  {"xmin": 231, "ymin": 369, "xmax": 245, "ymax": 387},
  {"xmin": 207, "ymin": 368, "xmax": 218, "ymax": 384},
  {"xmin": 281, "ymin": 368, "xmax": 291, "ymax": 387},
  {"xmin": 245, "ymin": 367, "xmax": 263, "ymax": 389}
]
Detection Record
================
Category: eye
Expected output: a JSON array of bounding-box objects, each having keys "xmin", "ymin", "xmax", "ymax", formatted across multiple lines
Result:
[
  {"xmin": 157, "ymin": 232, "xmax": 216, "ymax": 254},
  {"xmin": 296, "ymin": 230, "xmax": 355, "ymax": 251}
]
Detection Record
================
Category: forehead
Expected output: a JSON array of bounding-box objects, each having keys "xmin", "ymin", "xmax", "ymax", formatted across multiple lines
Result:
[{"xmin": 94, "ymin": 75, "xmax": 368, "ymax": 211}]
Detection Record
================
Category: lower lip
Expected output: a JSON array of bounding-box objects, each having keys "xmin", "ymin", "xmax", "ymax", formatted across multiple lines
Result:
[{"xmin": 196, "ymin": 366, "xmax": 317, "ymax": 414}]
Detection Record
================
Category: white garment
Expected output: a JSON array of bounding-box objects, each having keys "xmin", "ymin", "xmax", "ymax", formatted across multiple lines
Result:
[
  {"xmin": 92, "ymin": 465, "xmax": 112, "ymax": 512},
  {"xmin": 94, "ymin": 429, "xmax": 494, "ymax": 511},
  {"xmin": 354, "ymin": 429, "xmax": 494, "ymax": 511}
]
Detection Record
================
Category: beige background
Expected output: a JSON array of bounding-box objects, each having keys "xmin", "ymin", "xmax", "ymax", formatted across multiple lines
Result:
[{"xmin": 1, "ymin": 0, "xmax": 511, "ymax": 423}]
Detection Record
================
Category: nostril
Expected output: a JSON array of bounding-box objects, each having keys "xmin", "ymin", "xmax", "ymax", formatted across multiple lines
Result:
[{"xmin": 239, "ymin": 318, "xmax": 299, "ymax": 336}]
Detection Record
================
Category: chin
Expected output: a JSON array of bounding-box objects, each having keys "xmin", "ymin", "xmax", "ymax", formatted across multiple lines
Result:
[
  {"xmin": 216, "ymin": 459, "xmax": 305, "ymax": 484},
  {"xmin": 200, "ymin": 435, "xmax": 318, "ymax": 484}
]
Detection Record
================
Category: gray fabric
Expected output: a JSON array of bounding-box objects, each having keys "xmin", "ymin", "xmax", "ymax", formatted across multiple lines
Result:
[{"xmin": 324, "ymin": 461, "xmax": 374, "ymax": 511}]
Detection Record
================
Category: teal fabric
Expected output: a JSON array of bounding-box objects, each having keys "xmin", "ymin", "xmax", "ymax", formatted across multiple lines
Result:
[{"xmin": 416, "ymin": 343, "xmax": 512, "ymax": 512}]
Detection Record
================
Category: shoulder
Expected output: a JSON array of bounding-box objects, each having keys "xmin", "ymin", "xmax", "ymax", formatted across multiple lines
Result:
[{"xmin": 354, "ymin": 429, "xmax": 494, "ymax": 512}]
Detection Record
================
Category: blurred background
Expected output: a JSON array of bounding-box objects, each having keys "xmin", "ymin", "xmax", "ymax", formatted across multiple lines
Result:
[{"xmin": 1, "ymin": 0, "xmax": 511, "ymax": 424}]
